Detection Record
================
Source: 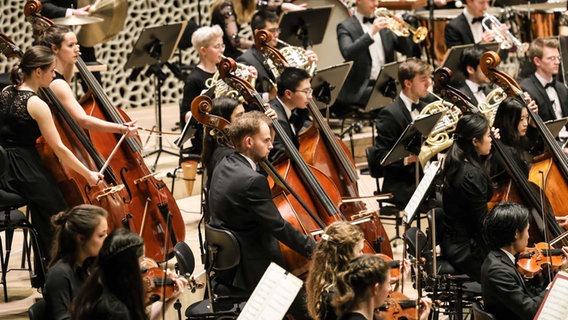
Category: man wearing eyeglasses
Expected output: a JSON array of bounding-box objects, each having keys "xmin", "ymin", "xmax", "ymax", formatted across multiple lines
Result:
[
  {"xmin": 268, "ymin": 67, "xmax": 312, "ymax": 163},
  {"xmin": 520, "ymin": 37, "xmax": 568, "ymax": 143},
  {"xmin": 238, "ymin": 10, "xmax": 317, "ymax": 102}
]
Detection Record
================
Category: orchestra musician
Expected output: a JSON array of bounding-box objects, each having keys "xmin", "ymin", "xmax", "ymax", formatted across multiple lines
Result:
[
  {"xmin": 43, "ymin": 205, "xmax": 108, "ymax": 320},
  {"xmin": 459, "ymin": 45, "xmax": 492, "ymax": 106},
  {"xmin": 481, "ymin": 202, "xmax": 568, "ymax": 320},
  {"xmin": 332, "ymin": 0, "xmax": 419, "ymax": 117},
  {"xmin": 268, "ymin": 67, "xmax": 312, "ymax": 163},
  {"xmin": 0, "ymin": 46, "xmax": 101, "ymax": 261},
  {"xmin": 519, "ymin": 38, "xmax": 568, "ymax": 146},
  {"xmin": 180, "ymin": 25, "xmax": 225, "ymax": 156},
  {"xmin": 69, "ymin": 228, "xmax": 187, "ymax": 320},
  {"xmin": 370, "ymin": 58, "xmax": 433, "ymax": 209},
  {"xmin": 441, "ymin": 113, "xmax": 494, "ymax": 282},
  {"xmin": 207, "ymin": 111, "xmax": 316, "ymax": 319},
  {"xmin": 36, "ymin": 25, "xmax": 138, "ymax": 137},
  {"xmin": 332, "ymin": 254, "xmax": 431, "ymax": 320},
  {"xmin": 444, "ymin": 0, "xmax": 494, "ymax": 48}
]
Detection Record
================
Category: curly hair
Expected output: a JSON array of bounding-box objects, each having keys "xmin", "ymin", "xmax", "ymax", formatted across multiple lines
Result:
[{"xmin": 305, "ymin": 221, "xmax": 364, "ymax": 320}]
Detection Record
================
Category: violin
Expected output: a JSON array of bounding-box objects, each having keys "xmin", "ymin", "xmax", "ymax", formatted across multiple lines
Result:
[
  {"xmin": 517, "ymin": 242, "xmax": 565, "ymax": 278},
  {"xmin": 376, "ymin": 291, "xmax": 419, "ymax": 320},
  {"xmin": 140, "ymin": 258, "xmax": 203, "ymax": 304}
]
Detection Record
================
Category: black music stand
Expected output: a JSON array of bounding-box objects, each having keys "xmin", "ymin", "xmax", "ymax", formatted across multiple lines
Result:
[
  {"xmin": 311, "ymin": 61, "xmax": 353, "ymax": 113},
  {"xmin": 125, "ymin": 22, "xmax": 187, "ymax": 170},
  {"xmin": 545, "ymin": 117, "xmax": 568, "ymax": 139},
  {"xmin": 365, "ymin": 61, "xmax": 402, "ymax": 113},
  {"xmin": 441, "ymin": 42, "xmax": 500, "ymax": 86},
  {"xmin": 278, "ymin": 6, "xmax": 332, "ymax": 49},
  {"xmin": 381, "ymin": 112, "xmax": 444, "ymax": 167}
]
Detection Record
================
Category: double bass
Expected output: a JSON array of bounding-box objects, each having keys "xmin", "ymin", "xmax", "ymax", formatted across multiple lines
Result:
[
  {"xmin": 253, "ymin": 30, "xmax": 393, "ymax": 256},
  {"xmin": 24, "ymin": 0, "xmax": 185, "ymax": 262}
]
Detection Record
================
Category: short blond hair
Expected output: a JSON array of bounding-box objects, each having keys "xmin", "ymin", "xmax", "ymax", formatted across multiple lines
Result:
[{"xmin": 191, "ymin": 25, "xmax": 223, "ymax": 51}]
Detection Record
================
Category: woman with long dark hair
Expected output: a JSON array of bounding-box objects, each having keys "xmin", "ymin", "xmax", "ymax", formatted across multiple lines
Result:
[{"xmin": 441, "ymin": 113, "xmax": 494, "ymax": 282}]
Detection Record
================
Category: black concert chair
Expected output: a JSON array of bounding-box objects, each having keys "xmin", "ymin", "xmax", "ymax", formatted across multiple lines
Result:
[
  {"xmin": 185, "ymin": 224, "xmax": 248, "ymax": 319},
  {"xmin": 0, "ymin": 146, "xmax": 45, "ymax": 302},
  {"xmin": 28, "ymin": 298, "xmax": 47, "ymax": 320},
  {"xmin": 472, "ymin": 301, "xmax": 496, "ymax": 320},
  {"xmin": 405, "ymin": 209, "xmax": 482, "ymax": 319},
  {"xmin": 174, "ymin": 241, "xmax": 196, "ymax": 277},
  {"xmin": 365, "ymin": 146, "xmax": 404, "ymax": 246}
]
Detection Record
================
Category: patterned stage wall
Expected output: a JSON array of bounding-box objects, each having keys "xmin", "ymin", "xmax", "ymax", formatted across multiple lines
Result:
[{"xmin": 1, "ymin": 0, "xmax": 356, "ymax": 108}]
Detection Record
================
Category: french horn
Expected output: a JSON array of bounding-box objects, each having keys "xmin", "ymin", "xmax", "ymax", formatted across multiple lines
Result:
[{"xmin": 205, "ymin": 58, "xmax": 256, "ymax": 99}]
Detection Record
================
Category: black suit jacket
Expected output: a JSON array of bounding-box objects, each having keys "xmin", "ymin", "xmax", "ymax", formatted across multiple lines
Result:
[
  {"xmin": 520, "ymin": 74, "xmax": 568, "ymax": 123},
  {"xmin": 481, "ymin": 250, "xmax": 546, "ymax": 320},
  {"xmin": 40, "ymin": 0, "xmax": 76, "ymax": 18},
  {"xmin": 445, "ymin": 13, "xmax": 475, "ymax": 48},
  {"xmin": 268, "ymin": 98, "xmax": 304, "ymax": 163},
  {"xmin": 237, "ymin": 47, "xmax": 276, "ymax": 95},
  {"xmin": 208, "ymin": 152, "xmax": 316, "ymax": 292},
  {"xmin": 372, "ymin": 96, "xmax": 420, "ymax": 206},
  {"xmin": 335, "ymin": 16, "xmax": 416, "ymax": 108}
]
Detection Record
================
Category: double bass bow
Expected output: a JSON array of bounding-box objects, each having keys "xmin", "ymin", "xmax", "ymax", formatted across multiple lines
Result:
[{"xmin": 253, "ymin": 29, "xmax": 394, "ymax": 256}]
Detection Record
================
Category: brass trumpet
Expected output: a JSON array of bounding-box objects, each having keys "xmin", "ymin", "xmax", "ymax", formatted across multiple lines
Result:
[
  {"xmin": 482, "ymin": 15, "xmax": 528, "ymax": 53},
  {"xmin": 374, "ymin": 8, "xmax": 428, "ymax": 43}
]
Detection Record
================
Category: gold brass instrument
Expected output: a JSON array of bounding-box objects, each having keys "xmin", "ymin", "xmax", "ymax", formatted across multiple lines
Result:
[
  {"xmin": 205, "ymin": 57, "xmax": 256, "ymax": 99},
  {"xmin": 276, "ymin": 38, "xmax": 317, "ymax": 76},
  {"xmin": 478, "ymin": 87, "xmax": 507, "ymax": 125},
  {"xmin": 418, "ymin": 96, "xmax": 461, "ymax": 166},
  {"xmin": 482, "ymin": 15, "xmax": 528, "ymax": 53},
  {"xmin": 373, "ymin": 8, "xmax": 428, "ymax": 43}
]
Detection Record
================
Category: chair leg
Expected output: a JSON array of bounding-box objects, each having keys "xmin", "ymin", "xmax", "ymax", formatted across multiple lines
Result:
[
  {"xmin": 21, "ymin": 207, "xmax": 30, "ymax": 269},
  {"xmin": 0, "ymin": 233, "xmax": 7, "ymax": 302}
]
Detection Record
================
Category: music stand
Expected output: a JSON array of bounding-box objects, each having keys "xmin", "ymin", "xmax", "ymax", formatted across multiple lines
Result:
[
  {"xmin": 278, "ymin": 6, "xmax": 332, "ymax": 49},
  {"xmin": 365, "ymin": 61, "xmax": 402, "ymax": 112},
  {"xmin": 311, "ymin": 61, "xmax": 353, "ymax": 112},
  {"xmin": 441, "ymin": 42, "xmax": 500, "ymax": 86},
  {"xmin": 381, "ymin": 112, "xmax": 445, "ymax": 167},
  {"xmin": 559, "ymin": 36, "xmax": 568, "ymax": 88},
  {"xmin": 125, "ymin": 22, "xmax": 186, "ymax": 170},
  {"xmin": 545, "ymin": 117, "xmax": 568, "ymax": 139}
]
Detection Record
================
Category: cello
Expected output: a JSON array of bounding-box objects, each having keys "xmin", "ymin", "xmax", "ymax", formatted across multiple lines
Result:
[
  {"xmin": 434, "ymin": 66, "xmax": 567, "ymax": 247},
  {"xmin": 0, "ymin": 32, "xmax": 126, "ymax": 231},
  {"xmin": 24, "ymin": 0, "xmax": 185, "ymax": 262},
  {"xmin": 253, "ymin": 30, "xmax": 394, "ymax": 256},
  {"xmin": 479, "ymin": 51, "xmax": 568, "ymax": 226}
]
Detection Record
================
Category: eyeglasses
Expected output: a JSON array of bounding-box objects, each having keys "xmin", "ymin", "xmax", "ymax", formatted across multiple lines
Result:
[
  {"xmin": 295, "ymin": 88, "xmax": 313, "ymax": 96},
  {"xmin": 544, "ymin": 56, "xmax": 561, "ymax": 62},
  {"xmin": 267, "ymin": 28, "xmax": 281, "ymax": 34},
  {"xmin": 211, "ymin": 43, "xmax": 226, "ymax": 50}
]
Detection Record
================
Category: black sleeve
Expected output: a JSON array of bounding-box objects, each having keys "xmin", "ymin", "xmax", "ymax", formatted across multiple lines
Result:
[
  {"xmin": 337, "ymin": 22, "xmax": 374, "ymax": 61},
  {"xmin": 44, "ymin": 265, "xmax": 73, "ymax": 320},
  {"xmin": 40, "ymin": 0, "xmax": 71, "ymax": 18}
]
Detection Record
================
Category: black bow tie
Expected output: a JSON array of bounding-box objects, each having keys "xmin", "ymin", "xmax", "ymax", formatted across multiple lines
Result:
[
  {"xmin": 363, "ymin": 16, "xmax": 375, "ymax": 24},
  {"xmin": 477, "ymin": 85, "xmax": 486, "ymax": 93},
  {"xmin": 471, "ymin": 16, "xmax": 484, "ymax": 24},
  {"xmin": 544, "ymin": 80, "xmax": 556, "ymax": 89},
  {"xmin": 411, "ymin": 102, "xmax": 421, "ymax": 111}
]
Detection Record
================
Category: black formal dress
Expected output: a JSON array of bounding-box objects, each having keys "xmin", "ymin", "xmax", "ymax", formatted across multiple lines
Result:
[
  {"xmin": 481, "ymin": 250, "xmax": 546, "ymax": 320},
  {"xmin": 208, "ymin": 152, "xmax": 316, "ymax": 292},
  {"xmin": 333, "ymin": 16, "xmax": 416, "ymax": 115},
  {"xmin": 44, "ymin": 259, "xmax": 91, "ymax": 320},
  {"xmin": 371, "ymin": 96, "xmax": 422, "ymax": 207},
  {"xmin": 442, "ymin": 161, "xmax": 492, "ymax": 282},
  {"xmin": 0, "ymin": 86, "xmax": 68, "ymax": 257}
]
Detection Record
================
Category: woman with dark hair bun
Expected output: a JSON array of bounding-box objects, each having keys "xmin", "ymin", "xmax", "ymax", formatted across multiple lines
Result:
[
  {"xmin": 0, "ymin": 46, "xmax": 101, "ymax": 261},
  {"xmin": 44, "ymin": 204, "xmax": 108, "ymax": 320}
]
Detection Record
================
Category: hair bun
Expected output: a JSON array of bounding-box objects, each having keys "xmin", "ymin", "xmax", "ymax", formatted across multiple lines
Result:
[{"xmin": 51, "ymin": 210, "xmax": 68, "ymax": 226}]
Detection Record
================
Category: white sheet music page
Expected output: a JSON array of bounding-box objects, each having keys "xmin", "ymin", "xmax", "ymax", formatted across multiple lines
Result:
[
  {"xmin": 534, "ymin": 271, "xmax": 568, "ymax": 320},
  {"xmin": 403, "ymin": 160, "xmax": 442, "ymax": 224},
  {"xmin": 237, "ymin": 262, "xmax": 303, "ymax": 320}
]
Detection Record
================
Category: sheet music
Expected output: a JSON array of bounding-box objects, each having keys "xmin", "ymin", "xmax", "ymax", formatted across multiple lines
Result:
[
  {"xmin": 237, "ymin": 262, "xmax": 303, "ymax": 320},
  {"xmin": 534, "ymin": 271, "xmax": 568, "ymax": 320},
  {"xmin": 403, "ymin": 160, "xmax": 442, "ymax": 224}
]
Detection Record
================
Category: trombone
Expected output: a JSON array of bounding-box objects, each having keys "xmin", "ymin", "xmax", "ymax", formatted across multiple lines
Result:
[{"xmin": 374, "ymin": 8, "xmax": 428, "ymax": 43}]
